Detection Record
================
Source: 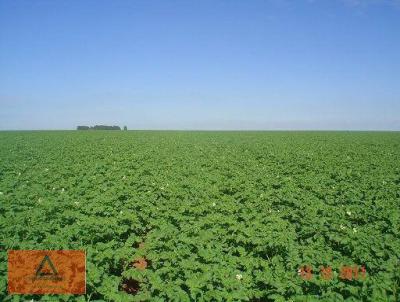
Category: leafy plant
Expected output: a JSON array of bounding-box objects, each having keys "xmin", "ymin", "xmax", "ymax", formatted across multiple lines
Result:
[{"xmin": 0, "ymin": 131, "xmax": 399, "ymax": 301}]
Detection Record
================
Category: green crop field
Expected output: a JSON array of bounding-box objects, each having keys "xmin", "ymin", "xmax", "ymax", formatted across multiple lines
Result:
[{"xmin": 0, "ymin": 131, "xmax": 399, "ymax": 301}]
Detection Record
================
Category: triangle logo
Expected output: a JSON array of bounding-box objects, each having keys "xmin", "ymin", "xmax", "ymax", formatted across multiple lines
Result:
[{"xmin": 34, "ymin": 255, "xmax": 62, "ymax": 281}]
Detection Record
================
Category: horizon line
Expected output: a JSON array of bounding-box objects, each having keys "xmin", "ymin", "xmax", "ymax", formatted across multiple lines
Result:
[{"xmin": 0, "ymin": 129, "xmax": 399, "ymax": 132}]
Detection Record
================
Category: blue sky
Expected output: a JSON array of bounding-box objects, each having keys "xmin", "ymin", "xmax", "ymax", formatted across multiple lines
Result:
[{"xmin": 0, "ymin": 0, "xmax": 399, "ymax": 130}]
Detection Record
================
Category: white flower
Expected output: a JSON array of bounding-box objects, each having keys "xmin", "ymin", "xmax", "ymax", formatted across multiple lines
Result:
[
  {"xmin": 74, "ymin": 201, "xmax": 80, "ymax": 205},
  {"xmin": 340, "ymin": 224, "xmax": 346, "ymax": 230},
  {"xmin": 212, "ymin": 202, "xmax": 216, "ymax": 207},
  {"xmin": 18, "ymin": 172, "xmax": 21, "ymax": 176},
  {"xmin": 353, "ymin": 227, "xmax": 357, "ymax": 233},
  {"xmin": 346, "ymin": 211, "xmax": 352, "ymax": 216},
  {"xmin": 45, "ymin": 168, "xmax": 49, "ymax": 172},
  {"xmin": 52, "ymin": 187, "xmax": 56, "ymax": 190},
  {"xmin": 120, "ymin": 210, "xmax": 123, "ymax": 215},
  {"xmin": 160, "ymin": 186, "xmax": 165, "ymax": 190},
  {"xmin": 235, "ymin": 274, "xmax": 243, "ymax": 280},
  {"xmin": 61, "ymin": 188, "xmax": 65, "ymax": 193}
]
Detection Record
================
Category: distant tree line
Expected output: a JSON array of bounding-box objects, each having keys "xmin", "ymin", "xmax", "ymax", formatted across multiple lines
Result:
[{"xmin": 77, "ymin": 125, "xmax": 127, "ymax": 130}]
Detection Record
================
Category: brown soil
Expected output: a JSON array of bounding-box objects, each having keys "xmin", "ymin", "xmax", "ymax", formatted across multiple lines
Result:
[
  {"xmin": 133, "ymin": 257, "xmax": 148, "ymax": 270},
  {"xmin": 120, "ymin": 242, "xmax": 149, "ymax": 295},
  {"xmin": 120, "ymin": 278, "xmax": 140, "ymax": 294}
]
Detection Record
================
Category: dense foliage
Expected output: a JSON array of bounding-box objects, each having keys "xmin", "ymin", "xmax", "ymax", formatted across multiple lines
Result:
[
  {"xmin": 77, "ymin": 125, "xmax": 121, "ymax": 130},
  {"xmin": 0, "ymin": 131, "xmax": 399, "ymax": 301}
]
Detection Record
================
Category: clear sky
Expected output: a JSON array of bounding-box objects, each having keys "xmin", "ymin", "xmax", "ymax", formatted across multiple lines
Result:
[{"xmin": 0, "ymin": 0, "xmax": 399, "ymax": 130}]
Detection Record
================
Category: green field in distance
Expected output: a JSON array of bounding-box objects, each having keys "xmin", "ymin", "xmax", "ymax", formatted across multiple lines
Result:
[{"xmin": 1, "ymin": 131, "xmax": 399, "ymax": 301}]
